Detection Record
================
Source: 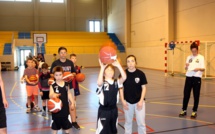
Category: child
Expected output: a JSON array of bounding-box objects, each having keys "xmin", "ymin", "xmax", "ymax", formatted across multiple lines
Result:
[
  {"xmin": 38, "ymin": 63, "xmax": 51, "ymax": 116},
  {"xmin": 70, "ymin": 54, "xmax": 81, "ymax": 98},
  {"xmin": 119, "ymin": 55, "xmax": 147, "ymax": 134},
  {"xmin": 49, "ymin": 66, "xmax": 75, "ymax": 134},
  {"xmin": 0, "ymin": 63, "xmax": 9, "ymax": 134},
  {"xmin": 24, "ymin": 58, "xmax": 41, "ymax": 113},
  {"xmin": 96, "ymin": 59, "xmax": 126, "ymax": 134}
]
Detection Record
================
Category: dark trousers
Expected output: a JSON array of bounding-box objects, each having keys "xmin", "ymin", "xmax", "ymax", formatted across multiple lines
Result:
[{"xmin": 182, "ymin": 77, "xmax": 201, "ymax": 112}]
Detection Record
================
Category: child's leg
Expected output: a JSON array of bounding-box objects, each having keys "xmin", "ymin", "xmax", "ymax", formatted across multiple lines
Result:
[
  {"xmin": 27, "ymin": 96, "xmax": 32, "ymax": 106},
  {"xmin": 34, "ymin": 95, "xmax": 38, "ymax": 106},
  {"xmin": 64, "ymin": 129, "xmax": 70, "ymax": 134},
  {"xmin": 0, "ymin": 128, "xmax": 7, "ymax": 134},
  {"xmin": 42, "ymin": 100, "xmax": 46, "ymax": 111},
  {"xmin": 135, "ymin": 101, "xmax": 146, "ymax": 134},
  {"xmin": 52, "ymin": 130, "xmax": 57, "ymax": 134}
]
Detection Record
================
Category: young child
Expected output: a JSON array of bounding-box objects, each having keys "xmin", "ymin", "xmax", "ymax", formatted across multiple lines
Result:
[
  {"xmin": 70, "ymin": 54, "xmax": 82, "ymax": 98},
  {"xmin": 49, "ymin": 66, "xmax": 75, "ymax": 134},
  {"xmin": 38, "ymin": 63, "xmax": 51, "ymax": 116},
  {"xmin": 0, "ymin": 63, "xmax": 9, "ymax": 134},
  {"xmin": 24, "ymin": 58, "xmax": 41, "ymax": 113},
  {"xmin": 96, "ymin": 59, "xmax": 126, "ymax": 134},
  {"xmin": 120, "ymin": 55, "xmax": 148, "ymax": 134}
]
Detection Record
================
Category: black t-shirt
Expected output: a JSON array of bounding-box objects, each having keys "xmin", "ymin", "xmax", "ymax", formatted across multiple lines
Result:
[
  {"xmin": 50, "ymin": 59, "xmax": 76, "ymax": 89},
  {"xmin": 0, "ymin": 87, "xmax": 4, "ymax": 108},
  {"xmin": 51, "ymin": 82, "xmax": 69, "ymax": 119},
  {"xmin": 123, "ymin": 69, "xmax": 147, "ymax": 104},
  {"xmin": 50, "ymin": 59, "xmax": 76, "ymax": 74}
]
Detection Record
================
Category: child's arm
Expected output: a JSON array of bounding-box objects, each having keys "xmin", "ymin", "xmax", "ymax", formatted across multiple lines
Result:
[
  {"xmin": 49, "ymin": 85, "xmax": 60, "ymax": 99},
  {"xmin": 0, "ymin": 64, "xmax": 8, "ymax": 108},
  {"xmin": 67, "ymin": 85, "xmax": 75, "ymax": 111},
  {"xmin": 119, "ymin": 87, "xmax": 128, "ymax": 110},
  {"xmin": 97, "ymin": 59, "xmax": 107, "ymax": 87},
  {"xmin": 137, "ymin": 85, "xmax": 146, "ymax": 111},
  {"xmin": 112, "ymin": 59, "xmax": 127, "ymax": 84}
]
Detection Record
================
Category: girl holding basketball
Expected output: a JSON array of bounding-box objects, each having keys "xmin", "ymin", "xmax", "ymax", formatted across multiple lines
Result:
[
  {"xmin": 96, "ymin": 59, "xmax": 126, "ymax": 134},
  {"xmin": 49, "ymin": 66, "xmax": 75, "ymax": 134},
  {"xmin": 119, "ymin": 55, "xmax": 147, "ymax": 134}
]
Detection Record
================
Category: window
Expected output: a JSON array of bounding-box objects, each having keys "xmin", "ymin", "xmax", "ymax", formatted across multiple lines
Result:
[
  {"xmin": 0, "ymin": 0, "xmax": 31, "ymax": 1},
  {"xmin": 40, "ymin": 0, "xmax": 64, "ymax": 3},
  {"xmin": 89, "ymin": 20, "xmax": 101, "ymax": 32}
]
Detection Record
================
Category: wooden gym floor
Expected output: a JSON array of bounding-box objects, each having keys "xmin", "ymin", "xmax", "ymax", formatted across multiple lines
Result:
[{"xmin": 3, "ymin": 67, "xmax": 215, "ymax": 134}]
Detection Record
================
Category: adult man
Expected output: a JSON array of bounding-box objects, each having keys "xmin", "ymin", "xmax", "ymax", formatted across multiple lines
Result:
[
  {"xmin": 179, "ymin": 42, "xmax": 205, "ymax": 119},
  {"xmin": 50, "ymin": 47, "xmax": 80, "ymax": 129}
]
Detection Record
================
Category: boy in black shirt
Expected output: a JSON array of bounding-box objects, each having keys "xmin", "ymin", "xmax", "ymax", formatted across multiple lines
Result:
[
  {"xmin": 50, "ymin": 47, "xmax": 80, "ymax": 129},
  {"xmin": 38, "ymin": 63, "xmax": 51, "ymax": 116},
  {"xmin": 120, "ymin": 55, "xmax": 147, "ymax": 134},
  {"xmin": 49, "ymin": 66, "xmax": 75, "ymax": 134}
]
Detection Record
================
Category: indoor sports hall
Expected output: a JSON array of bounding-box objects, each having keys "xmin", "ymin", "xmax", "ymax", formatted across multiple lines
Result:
[{"xmin": 0, "ymin": 0, "xmax": 215, "ymax": 134}]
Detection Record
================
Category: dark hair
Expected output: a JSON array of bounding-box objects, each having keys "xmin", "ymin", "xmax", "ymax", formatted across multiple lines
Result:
[
  {"xmin": 190, "ymin": 42, "xmax": 198, "ymax": 50},
  {"xmin": 126, "ymin": 55, "xmax": 137, "ymax": 64},
  {"xmin": 26, "ymin": 57, "xmax": 33, "ymax": 62},
  {"xmin": 58, "ymin": 47, "xmax": 67, "ymax": 53},
  {"xmin": 70, "ymin": 53, "xmax": 76, "ymax": 58},
  {"xmin": 53, "ymin": 53, "xmax": 57, "ymax": 56},
  {"xmin": 41, "ymin": 63, "xmax": 49, "ymax": 69},
  {"xmin": 53, "ymin": 66, "xmax": 64, "ymax": 74}
]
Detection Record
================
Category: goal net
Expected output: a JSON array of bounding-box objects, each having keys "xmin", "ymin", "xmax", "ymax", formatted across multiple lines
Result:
[{"xmin": 165, "ymin": 41, "xmax": 215, "ymax": 79}]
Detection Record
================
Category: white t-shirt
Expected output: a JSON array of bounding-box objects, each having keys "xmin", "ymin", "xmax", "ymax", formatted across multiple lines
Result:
[{"xmin": 185, "ymin": 54, "xmax": 205, "ymax": 78}]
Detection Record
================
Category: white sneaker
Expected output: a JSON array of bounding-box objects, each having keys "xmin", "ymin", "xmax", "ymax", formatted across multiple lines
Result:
[{"xmin": 33, "ymin": 105, "xmax": 42, "ymax": 112}]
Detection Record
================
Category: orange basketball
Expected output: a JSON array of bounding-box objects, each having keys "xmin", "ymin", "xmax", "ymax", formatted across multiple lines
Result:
[
  {"xmin": 99, "ymin": 44, "xmax": 117, "ymax": 64},
  {"xmin": 29, "ymin": 75, "xmax": 38, "ymax": 82},
  {"xmin": 63, "ymin": 72, "xmax": 74, "ymax": 82},
  {"xmin": 47, "ymin": 97, "xmax": 63, "ymax": 113},
  {"xmin": 48, "ymin": 77, "xmax": 55, "ymax": 85},
  {"xmin": 76, "ymin": 73, "xmax": 85, "ymax": 82}
]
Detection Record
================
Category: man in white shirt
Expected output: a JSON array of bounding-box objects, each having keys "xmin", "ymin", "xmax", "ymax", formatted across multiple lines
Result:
[{"xmin": 179, "ymin": 42, "xmax": 205, "ymax": 119}]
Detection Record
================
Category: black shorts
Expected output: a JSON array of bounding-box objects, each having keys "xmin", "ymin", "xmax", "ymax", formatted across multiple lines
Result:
[
  {"xmin": 0, "ymin": 107, "xmax": 6, "ymax": 128},
  {"xmin": 41, "ymin": 91, "xmax": 49, "ymax": 100},
  {"xmin": 51, "ymin": 116, "xmax": 72, "ymax": 130},
  {"xmin": 97, "ymin": 106, "xmax": 118, "ymax": 134}
]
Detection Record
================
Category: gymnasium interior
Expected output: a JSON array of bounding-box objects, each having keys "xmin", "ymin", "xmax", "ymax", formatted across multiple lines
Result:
[{"xmin": 0, "ymin": 0, "xmax": 215, "ymax": 134}]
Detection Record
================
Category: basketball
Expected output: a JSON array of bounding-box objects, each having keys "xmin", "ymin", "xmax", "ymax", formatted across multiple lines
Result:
[
  {"xmin": 47, "ymin": 97, "xmax": 63, "ymax": 113},
  {"xmin": 63, "ymin": 72, "xmax": 74, "ymax": 82},
  {"xmin": 99, "ymin": 44, "xmax": 117, "ymax": 64},
  {"xmin": 48, "ymin": 77, "xmax": 55, "ymax": 85},
  {"xmin": 76, "ymin": 73, "xmax": 85, "ymax": 82},
  {"xmin": 29, "ymin": 75, "xmax": 38, "ymax": 82}
]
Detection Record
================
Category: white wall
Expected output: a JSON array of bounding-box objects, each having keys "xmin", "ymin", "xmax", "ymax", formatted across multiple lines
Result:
[{"xmin": 0, "ymin": 0, "xmax": 103, "ymax": 31}]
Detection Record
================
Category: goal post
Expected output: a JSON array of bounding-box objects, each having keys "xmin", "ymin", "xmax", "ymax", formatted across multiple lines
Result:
[{"xmin": 164, "ymin": 41, "xmax": 215, "ymax": 79}]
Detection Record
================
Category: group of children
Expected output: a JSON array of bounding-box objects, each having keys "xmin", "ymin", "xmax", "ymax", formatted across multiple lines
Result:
[{"xmin": 22, "ymin": 50, "xmax": 81, "ymax": 133}]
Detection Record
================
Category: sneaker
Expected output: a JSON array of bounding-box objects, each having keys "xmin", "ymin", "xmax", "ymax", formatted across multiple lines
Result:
[
  {"xmin": 72, "ymin": 122, "xmax": 80, "ymax": 130},
  {"xmin": 26, "ymin": 107, "xmax": 31, "ymax": 113},
  {"xmin": 33, "ymin": 105, "xmax": 42, "ymax": 112},
  {"xmin": 179, "ymin": 110, "xmax": 187, "ymax": 117},
  {"xmin": 42, "ymin": 111, "xmax": 46, "ymax": 116},
  {"xmin": 191, "ymin": 112, "xmax": 197, "ymax": 119}
]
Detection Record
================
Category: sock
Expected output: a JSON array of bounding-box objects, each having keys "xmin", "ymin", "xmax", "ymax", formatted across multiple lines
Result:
[{"xmin": 43, "ymin": 106, "xmax": 46, "ymax": 111}]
